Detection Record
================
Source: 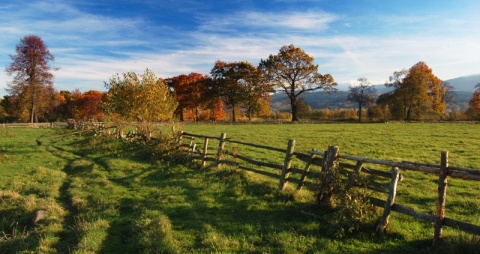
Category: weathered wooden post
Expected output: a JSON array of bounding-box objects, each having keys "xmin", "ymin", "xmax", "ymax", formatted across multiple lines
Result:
[
  {"xmin": 201, "ymin": 138, "xmax": 209, "ymax": 168},
  {"xmin": 190, "ymin": 143, "xmax": 197, "ymax": 162},
  {"xmin": 278, "ymin": 139, "xmax": 296, "ymax": 191},
  {"xmin": 297, "ymin": 149, "xmax": 316, "ymax": 191},
  {"xmin": 376, "ymin": 167, "xmax": 401, "ymax": 234},
  {"xmin": 433, "ymin": 151, "xmax": 449, "ymax": 246},
  {"xmin": 217, "ymin": 133, "xmax": 227, "ymax": 167},
  {"xmin": 188, "ymin": 136, "xmax": 195, "ymax": 149},
  {"xmin": 177, "ymin": 131, "xmax": 184, "ymax": 147},
  {"xmin": 318, "ymin": 146, "xmax": 339, "ymax": 207}
]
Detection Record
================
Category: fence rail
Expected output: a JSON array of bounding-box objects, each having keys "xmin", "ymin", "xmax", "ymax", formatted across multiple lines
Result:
[
  {"xmin": 1, "ymin": 122, "xmax": 67, "ymax": 128},
  {"xmin": 179, "ymin": 131, "xmax": 480, "ymax": 246}
]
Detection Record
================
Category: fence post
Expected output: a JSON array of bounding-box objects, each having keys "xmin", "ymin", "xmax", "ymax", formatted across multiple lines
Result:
[
  {"xmin": 278, "ymin": 139, "xmax": 296, "ymax": 191},
  {"xmin": 297, "ymin": 149, "xmax": 316, "ymax": 191},
  {"xmin": 318, "ymin": 146, "xmax": 339, "ymax": 206},
  {"xmin": 177, "ymin": 131, "xmax": 184, "ymax": 147},
  {"xmin": 376, "ymin": 167, "xmax": 401, "ymax": 234},
  {"xmin": 217, "ymin": 133, "xmax": 227, "ymax": 167},
  {"xmin": 433, "ymin": 151, "xmax": 449, "ymax": 246},
  {"xmin": 201, "ymin": 138, "xmax": 209, "ymax": 168},
  {"xmin": 190, "ymin": 143, "xmax": 197, "ymax": 162}
]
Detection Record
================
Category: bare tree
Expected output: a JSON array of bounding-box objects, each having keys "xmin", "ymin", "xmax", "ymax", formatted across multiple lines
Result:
[{"xmin": 347, "ymin": 78, "xmax": 376, "ymax": 122}]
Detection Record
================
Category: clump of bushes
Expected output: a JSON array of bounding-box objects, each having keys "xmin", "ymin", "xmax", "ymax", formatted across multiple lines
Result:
[{"xmin": 317, "ymin": 160, "xmax": 377, "ymax": 238}]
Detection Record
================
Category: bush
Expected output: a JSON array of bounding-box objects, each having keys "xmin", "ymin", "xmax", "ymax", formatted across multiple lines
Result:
[{"xmin": 317, "ymin": 160, "xmax": 376, "ymax": 238}]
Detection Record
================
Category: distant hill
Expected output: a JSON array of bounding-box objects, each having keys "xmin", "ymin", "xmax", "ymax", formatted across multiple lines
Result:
[
  {"xmin": 270, "ymin": 74, "xmax": 479, "ymax": 112},
  {"xmin": 444, "ymin": 74, "xmax": 480, "ymax": 92}
]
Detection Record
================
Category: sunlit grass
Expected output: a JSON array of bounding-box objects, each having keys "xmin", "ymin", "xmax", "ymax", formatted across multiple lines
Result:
[{"xmin": 1, "ymin": 124, "xmax": 479, "ymax": 253}]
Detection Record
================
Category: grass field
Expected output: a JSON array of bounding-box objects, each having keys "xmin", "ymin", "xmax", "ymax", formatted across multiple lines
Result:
[{"xmin": 0, "ymin": 123, "xmax": 479, "ymax": 253}]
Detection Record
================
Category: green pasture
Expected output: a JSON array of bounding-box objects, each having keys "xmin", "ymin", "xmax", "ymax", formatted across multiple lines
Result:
[{"xmin": 0, "ymin": 123, "xmax": 479, "ymax": 253}]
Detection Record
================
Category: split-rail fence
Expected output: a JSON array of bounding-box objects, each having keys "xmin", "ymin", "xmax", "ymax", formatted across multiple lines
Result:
[{"xmin": 179, "ymin": 131, "xmax": 480, "ymax": 246}]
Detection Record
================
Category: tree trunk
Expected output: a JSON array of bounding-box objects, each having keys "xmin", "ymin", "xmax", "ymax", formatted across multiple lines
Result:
[
  {"xmin": 195, "ymin": 106, "xmax": 199, "ymax": 122},
  {"xmin": 231, "ymin": 103, "xmax": 236, "ymax": 122},
  {"xmin": 291, "ymin": 97, "xmax": 299, "ymax": 121},
  {"xmin": 179, "ymin": 107, "xmax": 184, "ymax": 122},
  {"xmin": 358, "ymin": 102, "xmax": 363, "ymax": 122},
  {"xmin": 247, "ymin": 106, "xmax": 252, "ymax": 121}
]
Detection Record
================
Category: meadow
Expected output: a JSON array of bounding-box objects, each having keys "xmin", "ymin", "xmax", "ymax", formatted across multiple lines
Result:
[{"xmin": 0, "ymin": 123, "xmax": 479, "ymax": 253}]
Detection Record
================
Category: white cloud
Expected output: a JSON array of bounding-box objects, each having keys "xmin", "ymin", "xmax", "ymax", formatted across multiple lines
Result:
[{"xmin": 1, "ymin": 0, "xmax": 480, "ymax": 98}]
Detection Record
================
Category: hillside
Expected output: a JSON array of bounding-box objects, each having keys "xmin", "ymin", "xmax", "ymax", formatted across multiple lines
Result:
[{"xmin": 270, "ymin": 74, "xmax": 479, "ymax": 111}]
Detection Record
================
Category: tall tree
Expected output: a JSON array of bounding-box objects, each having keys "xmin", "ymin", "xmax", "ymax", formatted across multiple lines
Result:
[
  {"xmin": 166, "ymin": 73, "xmax": 207, "ymax": 121},
  {"xmin": 347, "ymin": 77, "xmax": 376, "ymax": 122},
  {"xmin": 210, "ymin": 60, "xmax": 258, "ymax": 122},
  {"xmin": 5, "ymin": 35, "xmax": 57, "ymax": 123},
  {"xmin": 259, "ymin": 44, "xmax": 336, "ymax": 121},
  {"xmin": 386, "ymin": 61, "xmax": 444, "ymax": 121}
]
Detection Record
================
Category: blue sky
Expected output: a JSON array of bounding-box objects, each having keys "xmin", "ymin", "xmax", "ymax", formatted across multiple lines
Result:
[{"xmin": 1, "ymin": 0, "xmax": 480, "ymax": 96}]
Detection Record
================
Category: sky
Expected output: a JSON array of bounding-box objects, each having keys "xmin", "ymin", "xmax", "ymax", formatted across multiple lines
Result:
[{"xmin": 1, "ymin": 0, "xmax": 480, "ymax": 96}]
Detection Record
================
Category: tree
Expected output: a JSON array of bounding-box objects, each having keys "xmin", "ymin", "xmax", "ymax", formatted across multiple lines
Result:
[
  {"xmin": 467, "ymin": 82, "xmax": 480, "ymax": 119},
  {"xmin": 440, "ymin": 81, "xmax": 456, "ymax": 105},
  {"xmin": 0, "ymin": 98, "xmax": 6, "ymax": 123},
  {"xmin": 347, "ymin": 78, "xmax": 376, "ymax": 122},
  {"xmin": 386, "ymin": 61, "xmax": 444, "ymax": 121},
  {"xmin": 166, "ymin": 73, "xmax": 207, "ymax": 121},
  {"xmin": 259, "ymin": 44, "xmax": 336, "ymax": 121},
  {"xmin": 104, "ymin": 69, "xmax": 178, "ymax": 138},
  {"xmin": 77, "ymin": 90, "xmax": 105, "ymax": 121},
  {"xmin": 210, "ymin": 60, "xmax": 259, "ymax": 122},
  {"xmin": 5, "ymin": 35, "xmax": 57, "ymax": 123}
]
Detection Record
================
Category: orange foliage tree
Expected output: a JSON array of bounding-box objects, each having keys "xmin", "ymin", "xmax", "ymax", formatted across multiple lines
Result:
[
  {"xmin": 386, "ymin": 61, "xmax": 445, "ymax": 121},
  {"xmin": 76, "ymin": 90, "xmax": 106, "ymax": 121},
  {"xmin": 468, "ymin": 83, "xmax": 480, "ymax": 119}
]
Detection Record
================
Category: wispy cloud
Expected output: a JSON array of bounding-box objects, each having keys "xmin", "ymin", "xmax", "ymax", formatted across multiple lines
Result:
[{"xmin": 1, "ymin": 0, "xmax": 480, "ymax": 97}]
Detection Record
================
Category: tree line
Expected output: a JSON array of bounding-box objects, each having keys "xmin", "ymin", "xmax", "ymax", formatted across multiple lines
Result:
[{"xmin": 2, "ymin": 35, "xmax": 480, "ymax": 124}]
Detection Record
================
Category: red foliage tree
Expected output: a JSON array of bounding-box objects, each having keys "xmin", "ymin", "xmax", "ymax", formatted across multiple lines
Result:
[
  {"xmin": 77, "ymin": 90, "xmax": 105, "ymax": 121},
  {"xmin": 5, "ymin": 35, "xmax": 57, "ymax": 123},
  {"xmin": 166, "ymin": 73, "xmax": 208, "ymax": 121}
]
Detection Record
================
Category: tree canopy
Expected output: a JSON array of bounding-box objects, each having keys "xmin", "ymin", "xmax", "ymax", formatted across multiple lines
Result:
[
  {"xmin": 259, "ymin": 44, "xmax": 336, "ymax": 121},
  {"xmin": 5, "ymin": 35, "xmax": 57, "ymax": 122},
  {"xmin": 385, "ymin": 61, "xmax": 445, "ymax": 121},
  {"xmin": 209, "ymin": 60, "xmax": 271, "ymax": 122},
  {"xmin": 104, "ymin": 69, "xmax": 178, "ymax": 137}
]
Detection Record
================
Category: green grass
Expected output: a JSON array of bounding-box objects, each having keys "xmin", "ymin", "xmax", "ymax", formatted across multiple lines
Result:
[{"xmin": 0, "ymin": 123, "xmax": 479, "ymax": 253}]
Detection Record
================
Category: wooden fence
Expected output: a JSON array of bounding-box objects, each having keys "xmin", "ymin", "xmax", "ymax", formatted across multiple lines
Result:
[
  {"xmin": 179, "ymin": 131, "xmax": 480, "ymax": 246},
  {"xmin": 1, "ymin": 122, "xmax": 65, "ymax": 128}
]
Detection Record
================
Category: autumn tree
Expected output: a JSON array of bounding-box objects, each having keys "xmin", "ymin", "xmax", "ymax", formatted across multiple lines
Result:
[
  {"xmin": 0, "ymin": 98, "xmax": 6, "ymax": 122},
  {"xmin": 166, "ymin": 73, "xmax": 207, "ymax": 121},
  {"xmin": 76, "ymin": 90, "xmax": 105, "ymax": 121},
  {"xmin": 386, "ymin": 62, "xmax": 445, "ymax": 121},
  {"xmin": 104, "ymin": 69, "xmax": 178, "ymax": 138},
  {"xmin": 259, "ymin": 44, "xmax": 336, "ymax": 121},
  {"xmin": 209, "ymin": 60, "xmax": 261, "ymax": 122},
  {"xmin": 5, "ymin": 35, "xmax": 57, "ymax": 123},
  {"xmin": 467, "ymin": 83, "xmax": 480, "ymax": 119},
  {"xmin": 202, "ymin": 77, "xmax": 227, "ymax": 122},
  {"xmin": 242, "ymin": 65, "xmax": 274, "ymax": 120},
  {"xmin": 347, "ymin": 77, "xmax": 376, "ymax": 122}
]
